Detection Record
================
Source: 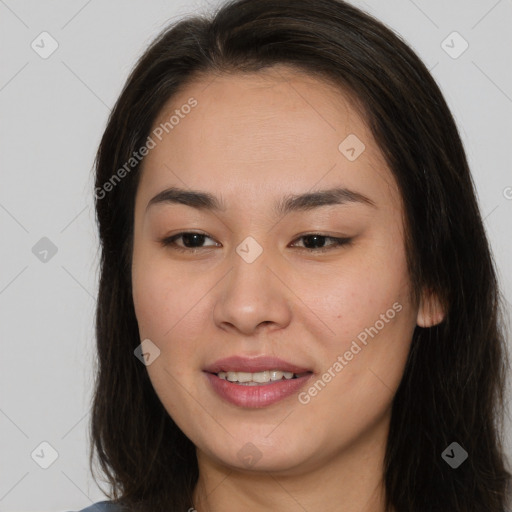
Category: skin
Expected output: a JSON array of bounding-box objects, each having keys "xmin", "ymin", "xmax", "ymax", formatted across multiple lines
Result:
[{"xmin": 131, "ymin": 65, "xmax": 444, "ymax": 512}]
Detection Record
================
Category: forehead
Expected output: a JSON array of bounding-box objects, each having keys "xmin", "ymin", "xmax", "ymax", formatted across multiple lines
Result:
[{"xmin": 137, "ymin": 66, "xmax": 400, "ymax": 212}]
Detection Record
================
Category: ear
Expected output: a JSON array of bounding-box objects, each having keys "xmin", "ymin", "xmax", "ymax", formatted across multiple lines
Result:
[{"xmin": 416, "ymin": 287, "xmax": 445, "ymax": 328}]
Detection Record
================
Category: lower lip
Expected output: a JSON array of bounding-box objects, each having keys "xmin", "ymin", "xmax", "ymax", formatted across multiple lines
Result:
[{"xmin": 204, "ymin": 372, "xmax": 313, "ymax": 408}]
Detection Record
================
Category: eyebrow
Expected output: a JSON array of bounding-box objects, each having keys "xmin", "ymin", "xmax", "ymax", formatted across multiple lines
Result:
[{"xmin": 146, "ymin": 186, "xmax": 376, "ymax": 216}]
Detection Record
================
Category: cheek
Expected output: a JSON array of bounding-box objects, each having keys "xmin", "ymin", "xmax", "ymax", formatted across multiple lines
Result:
[
  {"xmin": 131, "ymin": 262, "xmax": 200, "ymax": 409},
  {"xmin": 132, "ymin": 266, "xmax": 173, "ymax": 338},
  {"xmin": 312, "ymin": 237, "xmax": 409, "ymax": 340},
  {"xmin": 310, "ymin": 235, "xmax": 413, "ymax": 393},
  {"xmin": 132, "ymin": 244, "xmax": 191, "ymax": 333},
  {"xmin": 131, "ymin": 253, "xmax": 213, "ymax": 370}
]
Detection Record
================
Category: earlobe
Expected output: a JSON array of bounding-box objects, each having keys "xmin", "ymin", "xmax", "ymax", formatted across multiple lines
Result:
[{"xmin": 416, "ymin": 288, "xmax": 445, "ymax": 327}]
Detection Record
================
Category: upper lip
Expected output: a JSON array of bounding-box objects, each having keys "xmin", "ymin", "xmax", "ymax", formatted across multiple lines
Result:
[{"xmin": 203, "ymin": 356, "xmax": 312, "ymax": 374}]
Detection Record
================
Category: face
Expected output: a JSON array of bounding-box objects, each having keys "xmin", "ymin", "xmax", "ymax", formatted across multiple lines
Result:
[{"xmin": 131, "ymin": 66, "xmax": 423, "ymax": 475}]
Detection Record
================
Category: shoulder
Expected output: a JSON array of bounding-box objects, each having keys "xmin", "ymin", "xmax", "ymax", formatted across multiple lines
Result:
[{"xmin": 66, "ymin": 501, "xmax": 126, "ymax": 512}]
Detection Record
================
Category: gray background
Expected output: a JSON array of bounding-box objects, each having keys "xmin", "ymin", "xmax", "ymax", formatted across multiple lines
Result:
[{"xmin": 1, "ymin": 0, "xmax": 511, "ymax": 510}]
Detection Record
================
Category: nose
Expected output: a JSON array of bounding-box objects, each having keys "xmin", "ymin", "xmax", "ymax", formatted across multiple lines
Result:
[{"xmin": 212, "ymin": 253, "xmax": 292, "ymax": 336}]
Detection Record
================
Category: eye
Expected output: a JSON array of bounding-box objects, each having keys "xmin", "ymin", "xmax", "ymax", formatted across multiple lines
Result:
[
  {"xmin": 160, "ymin": 231, "xmax": 219, "ymax": 252},
  {"xmin": 289, "ymin": 234, "xmax": 352, "ymax": 252},
  {"xmin": 159, "ymin": 232, "xmax": 352, "ymax": 254}
]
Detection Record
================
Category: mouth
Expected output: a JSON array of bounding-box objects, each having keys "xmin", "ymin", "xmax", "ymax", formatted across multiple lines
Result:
[{"xmin": 203, "ymin": 356, "xmax": 314, "ymax": 408}]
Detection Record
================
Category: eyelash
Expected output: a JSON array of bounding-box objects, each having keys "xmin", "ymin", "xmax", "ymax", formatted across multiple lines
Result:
[{"xmin": 159, "ymin": 231, "xmax": 352, "ymax": 254}]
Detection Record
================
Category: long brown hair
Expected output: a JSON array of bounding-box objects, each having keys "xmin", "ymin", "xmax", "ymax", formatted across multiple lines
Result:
[{"xmin": 90, "ymin": 1, "xmax": 512, "ymax": 510}]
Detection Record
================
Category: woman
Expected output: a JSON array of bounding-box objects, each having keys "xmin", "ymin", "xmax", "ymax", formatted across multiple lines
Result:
[{"xmin": 73, "ymin": 0, "xmax": 512, "ymax": 510}]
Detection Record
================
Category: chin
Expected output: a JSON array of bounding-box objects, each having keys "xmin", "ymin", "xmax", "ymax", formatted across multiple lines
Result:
[{"xmin": 198, "ymin": 430, "xmax": 321, "ymax": 474}]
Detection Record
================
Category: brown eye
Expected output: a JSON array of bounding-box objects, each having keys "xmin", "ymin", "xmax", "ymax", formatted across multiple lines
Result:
[
  {"xmin": 290, "ymin": 234, "xmax": 352, "ymax": 252},
  {"xmin": 160, "ymin": 232, "xmax": 219, "ymax": 251}
]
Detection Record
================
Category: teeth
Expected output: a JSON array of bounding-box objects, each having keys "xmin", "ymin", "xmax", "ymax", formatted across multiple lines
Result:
[
  {"xmin": 217, "ymin": 369, "xmax": 296, "ymax": 384},
  {"xmin": 226, "ymin": 372, "xmax": 238, "ymax": 382},
  {"xmin": 253, "ymin": 370, "xmax": 270, "ymax": 383},
  {"xmin": 270, "ymin": 370, "xmax": 284, "ymax": 381},
  {"xmin": 236, "ymin": 372, "xmax": 252, "ymax": 383}
]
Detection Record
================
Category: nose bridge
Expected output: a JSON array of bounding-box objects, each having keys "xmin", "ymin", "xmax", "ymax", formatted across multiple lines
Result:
[{"xmin": 213, "ymin": 242, "xmax": 291, "ymax": 334}]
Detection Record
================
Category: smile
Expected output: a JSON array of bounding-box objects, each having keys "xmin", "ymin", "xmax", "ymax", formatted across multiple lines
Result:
[{"xmin": 204, "ymin": 371, "xmax": 314, "ymax": 408}]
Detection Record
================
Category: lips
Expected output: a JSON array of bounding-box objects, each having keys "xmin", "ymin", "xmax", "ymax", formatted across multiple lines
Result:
[
  {"xmin": 203, "ymin": 355, "xmax": 314, "ymax": 408},
  {"xmin": 203, "ymin": 355, "xmax": 312, "ymax": 374}
]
